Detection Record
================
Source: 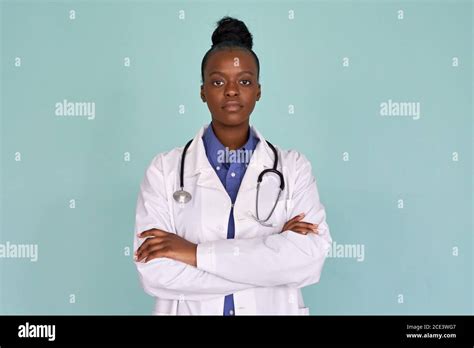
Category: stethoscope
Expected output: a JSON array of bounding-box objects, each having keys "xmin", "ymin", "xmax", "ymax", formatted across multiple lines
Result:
[{"xmin": 173, "ymin": 138, "xmax": 285, "ymax": 227}]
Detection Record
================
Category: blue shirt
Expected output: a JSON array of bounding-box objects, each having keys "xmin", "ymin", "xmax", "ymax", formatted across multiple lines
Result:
[{"xmin": 202, "ymin": 122, "xmax": 260, "ymax": 316}]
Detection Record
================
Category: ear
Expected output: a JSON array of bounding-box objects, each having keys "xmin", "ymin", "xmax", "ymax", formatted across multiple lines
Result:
[
  {"xmin": 256, "ymin": 83, "xmax": 261, "ymax": 101},
  {"xmin": 200, "ymin": 84, "xmax": 206, "ymax": 102}
]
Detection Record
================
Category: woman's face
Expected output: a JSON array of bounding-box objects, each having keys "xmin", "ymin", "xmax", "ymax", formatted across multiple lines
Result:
[{"xmin": 201, "ymin": 48, "xmax": 261, "ymax": 128}]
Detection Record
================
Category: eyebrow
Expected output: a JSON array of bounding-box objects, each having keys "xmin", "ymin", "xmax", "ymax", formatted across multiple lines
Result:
[{"xmin": 209, "ymin": 70, "xmax": 254, "ymax": 77}]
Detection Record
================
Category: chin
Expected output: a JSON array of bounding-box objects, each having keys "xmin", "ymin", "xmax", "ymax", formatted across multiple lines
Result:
[{"xmin": 215, "ymin": 112, "xmax": 249, "ymax": 126}]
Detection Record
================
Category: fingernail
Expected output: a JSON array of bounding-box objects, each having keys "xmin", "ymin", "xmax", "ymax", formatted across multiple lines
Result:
[{"xmin": 299, "ymin": 213, "xmax": 305, "ymax": 217}]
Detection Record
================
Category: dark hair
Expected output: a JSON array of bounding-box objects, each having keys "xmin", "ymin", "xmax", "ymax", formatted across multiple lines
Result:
[{"xmin": 200, "ymin": 16, "xmax": 260, "ymax": 83}]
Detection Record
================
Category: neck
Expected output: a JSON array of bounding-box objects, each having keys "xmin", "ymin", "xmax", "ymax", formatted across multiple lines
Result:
[{"xmin": 211, "ymin": 121, "xmax": 249, "ymax": 150}]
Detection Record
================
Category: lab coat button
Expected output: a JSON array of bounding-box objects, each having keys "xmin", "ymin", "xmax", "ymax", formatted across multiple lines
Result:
[
  {"xmin": 230, "ymin": 172, "xmax": 236, "ymax": 177},
  {"xmin": 229, "ymin": 310, "xmax": 234, "ymax": 315}
]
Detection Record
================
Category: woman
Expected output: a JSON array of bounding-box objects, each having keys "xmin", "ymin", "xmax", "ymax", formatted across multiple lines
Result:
[{"xmin": 133, "ymin": 16, "xmax": 332, "ymax": 315}]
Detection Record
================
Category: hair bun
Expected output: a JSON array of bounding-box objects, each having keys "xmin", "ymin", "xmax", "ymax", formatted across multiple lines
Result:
[{"xmin": 211, "ymin": 16, "xmax": 253, "ymax": 50}]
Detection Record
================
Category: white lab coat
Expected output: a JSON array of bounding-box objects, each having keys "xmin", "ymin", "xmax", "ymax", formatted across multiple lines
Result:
[{"xmin": 133, "ymin": 123, "xmax": 332, "ymax": 315}]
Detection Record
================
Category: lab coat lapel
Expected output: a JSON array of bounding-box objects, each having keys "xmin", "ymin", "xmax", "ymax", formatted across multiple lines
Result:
[
  {"xmin": 182, "ymin": 124, "xmax": 275, "ymax": 194},
  {"xmin": 182, "ymin": 124, "xmax": 226, "ymax": 193},
  {"xmin": 237, "ymin": 125, "xmax": 275, "ymax": 194}
]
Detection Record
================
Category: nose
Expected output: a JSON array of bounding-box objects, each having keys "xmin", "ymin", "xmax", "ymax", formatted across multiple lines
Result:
[{"xmin": 225, "ymin": 81, "xmax": 239, "ymax": 97}]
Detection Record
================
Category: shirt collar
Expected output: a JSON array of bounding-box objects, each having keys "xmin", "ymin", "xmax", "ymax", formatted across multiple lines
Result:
[{"xmin": 202, "ymin": 122, "xmax": 260, "ymax": 168}]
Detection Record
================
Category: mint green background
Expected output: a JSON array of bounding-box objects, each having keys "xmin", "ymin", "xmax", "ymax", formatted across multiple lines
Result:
[{"xmin": 1, "ymin": 0, "xmax": 472, "ymax": 314}]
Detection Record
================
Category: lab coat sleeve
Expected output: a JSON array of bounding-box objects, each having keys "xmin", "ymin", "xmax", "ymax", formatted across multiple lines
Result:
[
  {"xmin": 134, "ymin": 154, "xmax": 256, "ymax": 301},
  {"xmin": 196, "ymin": 152, "xmax": 332, "ymax": 288}
]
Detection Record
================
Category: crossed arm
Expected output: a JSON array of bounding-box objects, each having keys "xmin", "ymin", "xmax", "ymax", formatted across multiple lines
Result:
[{"xmin": 133, "ymin": 153, "xmax": 332, "ymax": 301}]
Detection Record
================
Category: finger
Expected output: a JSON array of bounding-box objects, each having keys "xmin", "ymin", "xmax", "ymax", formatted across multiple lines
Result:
[
  {"xmin": 282, "ymin": 222, "xmax": 297, "ymax": 233},
  {"xmin": 138, "ymin": 244, "xmax": 168, "ymax": 263},
  {"xmin": 281, "ymin": 213, "xmax": 305, "ymax": 231},
  {"xmin": 294, "ymin": 222, "xmax": 319, "ymax": 234},
  {"xmin": 291, "ymin": 226, "xmax": 318, "ymax": 235},
  {"xmin": 286, "ymin": 222, "xmax": 319, "ymax": 234},
  {"xmin": 142, "ymin": 249, "xmax": 166, "ymax": 263},
  {"xmin": 136, "ymin": 235, "xmax": 164, "ymax": 255},
  {"xmin": 138, "ymin": 229, "xmax": 167, "ymax": 238},
  {"xmin": 282, "ymin": 217, "xmax": 304, "ymax": 232},
  {"xmin": 295, "ymin": 221, "xmax": 319, "ymax": 231},
  {"xmin": 286, "ymin": 212, "xmax": 306, "ymax": 224},
  {"xmin": 138, "ymin": 229, "xmax": 168, "ymax": 238},
  {"xmin": 136, "ymin": 237, "xmax": 166, "ymax": 260},
  {"xmin": 140, "ymin": 243, "xmax": 168, "ymax": 262},
  {"xmin": 285, "ymin": 220, "xmax": 318, "ymax": 232}
]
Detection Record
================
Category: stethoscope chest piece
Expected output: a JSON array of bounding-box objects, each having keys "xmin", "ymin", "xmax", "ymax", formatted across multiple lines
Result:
[{"xmin": 173, "ymin": 189, "xmax": 192, "ymax": 204}]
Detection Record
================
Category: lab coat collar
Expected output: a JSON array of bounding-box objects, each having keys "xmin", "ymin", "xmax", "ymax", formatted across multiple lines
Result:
[
  {"xmin": 183, "ymin": 123, "xmax": 276, "ymax": 192},
  {"xmin": 202, "ymin": 121, "xmax": 259, "ymax": 171}
]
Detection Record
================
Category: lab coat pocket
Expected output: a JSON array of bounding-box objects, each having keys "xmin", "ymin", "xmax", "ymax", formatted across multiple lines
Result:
[
  {"xmin": 267, "ymin": 198, "xmax": 289, "ymax": 231},
  {"xmin": 247, "ymin": 198, "xmax": 288, "ymax": 236}
]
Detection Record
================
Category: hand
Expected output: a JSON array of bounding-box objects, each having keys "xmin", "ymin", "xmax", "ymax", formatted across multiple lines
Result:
[
  {"xmin": 281, "ymin": 213, "xmax": 319, "ymax": 235},
  {"xmin": 135, "ymin": 229, "xmax": 197, "ymax": 266}
]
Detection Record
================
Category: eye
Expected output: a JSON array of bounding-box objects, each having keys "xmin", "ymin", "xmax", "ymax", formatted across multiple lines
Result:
[
  {"xmin": 212, "ymin": 80, "xmax": 224, "ymax": 87},
  {"xmin": 240, "ymin": 80, "xmax": 251, "ymax": 86}
]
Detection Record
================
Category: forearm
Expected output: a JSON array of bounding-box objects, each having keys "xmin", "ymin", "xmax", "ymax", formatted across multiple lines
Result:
[
  {"xmin": 135, "ymin": 256, "xmax": 258, "ymax": 301},
  {"xmin": 134, "ymin": 230, "xmax": 259, "ymax": 300},
  {"xmin": 196, "ymin": 225, "xmax": 331, "ymax": 288}
]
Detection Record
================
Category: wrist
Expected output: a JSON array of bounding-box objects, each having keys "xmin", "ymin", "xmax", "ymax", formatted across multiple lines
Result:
[{"xmin": 191, "ymin": 244, "xmax": 197, "ymax": 267}]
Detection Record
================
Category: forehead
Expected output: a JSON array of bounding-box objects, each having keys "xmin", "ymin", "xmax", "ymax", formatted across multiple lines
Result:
[{"xmin": 205, "ymin": 48, "xmax": 257, "ymax": 75}]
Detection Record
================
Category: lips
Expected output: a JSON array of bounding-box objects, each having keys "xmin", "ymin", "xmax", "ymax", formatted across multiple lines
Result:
[{"xmin": 222, "ymin": 101, "xmax": 242, "ymax": 112}]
